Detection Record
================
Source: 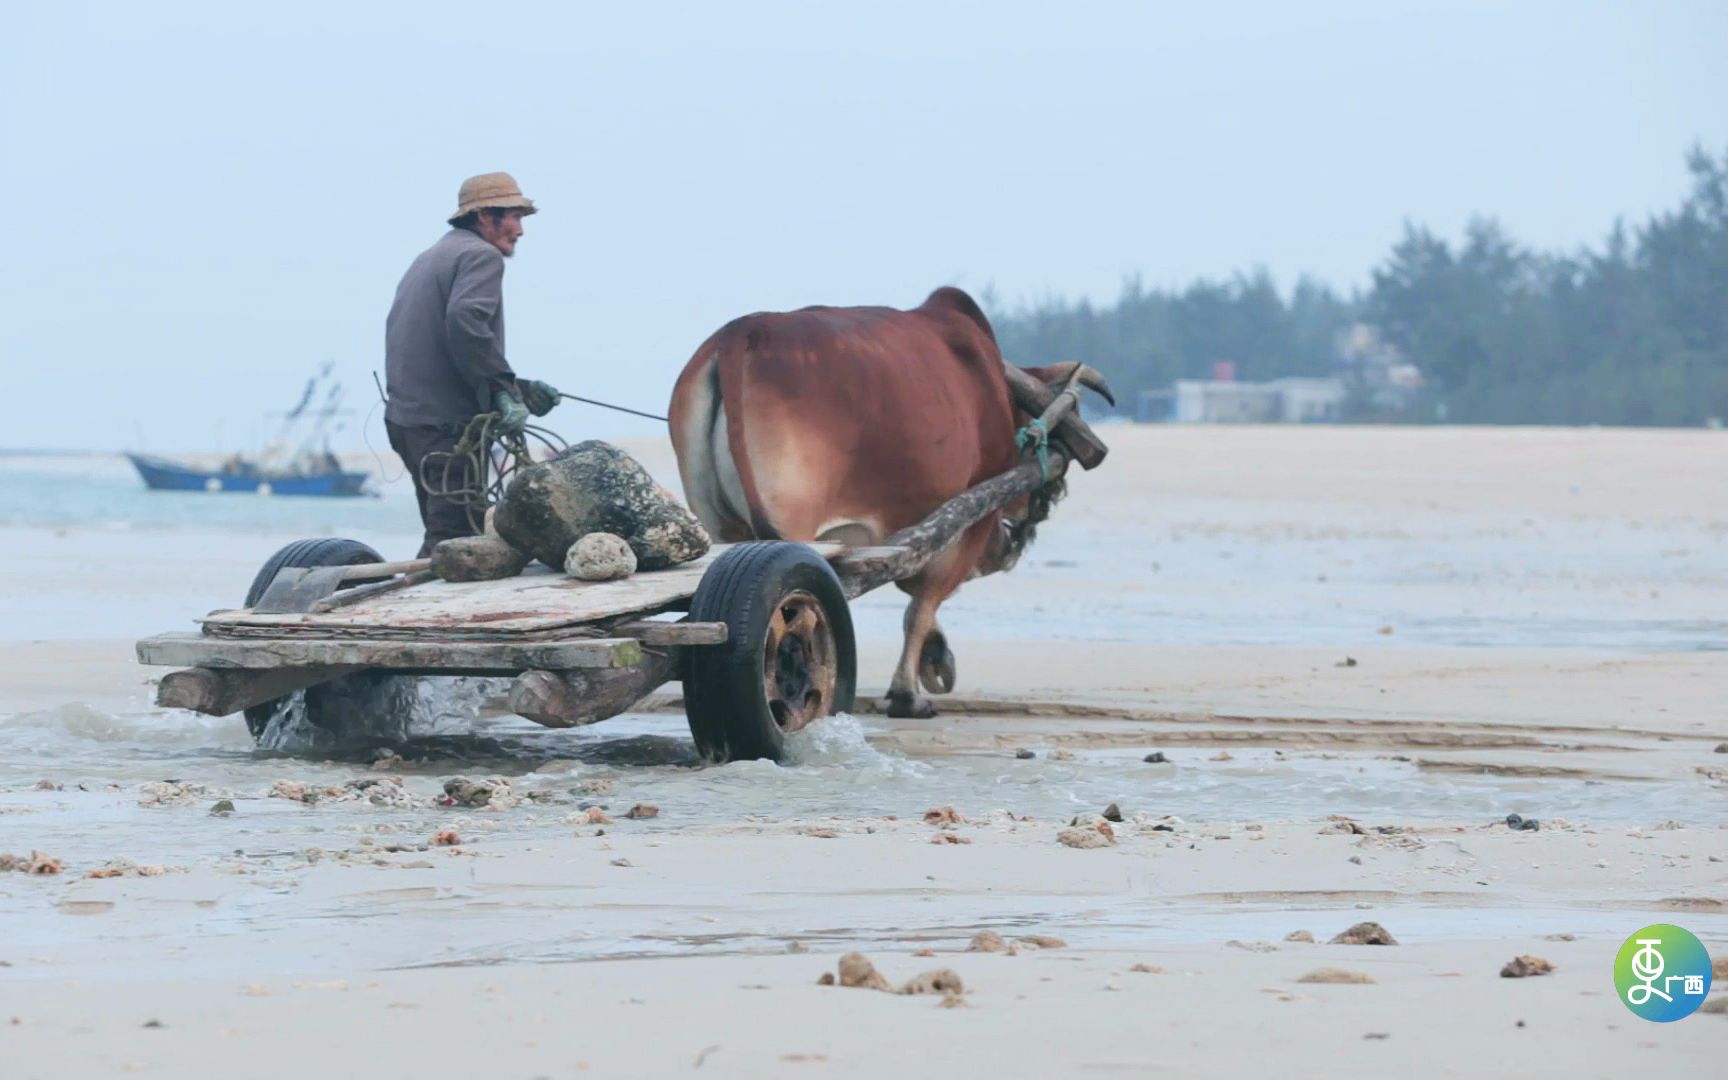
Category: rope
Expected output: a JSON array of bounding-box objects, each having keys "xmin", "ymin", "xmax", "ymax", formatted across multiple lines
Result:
[
  {"xmin": 418, "ymin": 413, "xmax": 569, "ymax": 532},
  {"xmin": 559, "ymin": 393, "xmax": 668, "ymax": 422},
  {"xmin": 1015, "ymin": 417, "xmax": 1050, "ymax": 482}
]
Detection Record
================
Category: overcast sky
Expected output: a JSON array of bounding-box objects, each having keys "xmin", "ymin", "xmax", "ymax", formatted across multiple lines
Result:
[{"xmin": 4, "ymin": 1, "xmax": 1725, "ymax": 452}]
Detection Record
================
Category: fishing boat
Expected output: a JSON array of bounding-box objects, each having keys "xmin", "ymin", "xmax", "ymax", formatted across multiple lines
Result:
[
  {"xmin": 124, "ymin": 452, "xmax": 369, "ymax": 496},
  {"xmin": 126, "ymin": 365, "xmax": 371, "ymax": 497}
]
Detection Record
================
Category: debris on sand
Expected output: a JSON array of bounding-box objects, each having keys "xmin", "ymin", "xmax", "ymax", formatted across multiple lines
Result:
[
  {"xmin": 1501, "ymin": 955, "xmax": 1554, "ymax": 978},
  {"xmin": 898, "ymin": 969, "xmax": 964, "ymax": 998},
  {"xmin": 1505, "ymin": 813, "xmax": 1541, "ymax": 832},
  {"xmin": 564, "ymin": 532, "xmax": 637, "ymax": 581},
  {"xmin": 610, "ymin": 857, "xmax": 632, "ymax": 868},
  {"xmin": 1544, "ymin": 934, "xmax": 1577, "ymax": 942},
  {"xmin": 1320, "ymin": 819, "xmax": 1368, "ymax": 836},
  {"xmin": 431, "ymin": 535, "xmax": 530, "ymax": 582},
  {"xmin": 209, "ymin": 799, "xmax": 235, "ymax": 816},
  {"xmin": 1331, "ymin": 922, "xmax": 1398, "ymax": 946},
  {"xmin": 913, "ymin": 949, "xmax": 936, "ymax": 958},
  {"xmin": 441, "ymin": 777, "xmax": 515, "ymax": 809},
  {"xmin": 1143, "ymin": 752, "xmax": 1169, "ymax": 764},
  {"xmin": 2, "ymin": 851, "xmax": 62, "ymax": 874},
  {"xmin": 1058, "ymin": 821, "xmax": 1116, "ymax": 849},
  {"xmin": 84, "ymin": 860, "xmax": 174, "ymax": 879},
  {"xmin": 931, "ymin": 833, "xmax": 971, "ymax": 845},
  {"xmin": 576, "ymin": 778, "xmax": 616, "ymax": 796},
  {"xmin": 138, "ymin": 781, "xmax": 217, "ymax": 808},
  {"xmin": 1129, "ymin": 964, "xmax": 1165, "ymax": 974},
  {"xmin": 837, "ymin": 952, "xmax": 894, "ymax": 991},
  {"xmin": 624, "ymin": 803, "xmax": 659, "ymax": 820},
  {"xmin": 1015, "ymin": 749, "xmax": 1036, "ymax": 760},
  {"xmin": 269, "ymin": 780, "xmax": 315, "ymax": 804},
  {"xmin": 1101, "ymin": 802, "xmax": 1123, "ymax": 822},
  {"xmin": 968, "ymin": 931, "xmax": 1011, "ymax": 954},
  {"xmin": 33, "ymin": 780, "xmax": 59, "ymax": 791},
  {"xmin": 1299, "ymin": 968, "xmax": 1376, "ymax": 984},
  {"xmin": 924, "ymin": 806, "xmax": 964, "ymax": 826},
  {"xmin": 574, "ymin": 807, "xmax": 614, "ymax": 826},
  {"xmin": 347, "ymin": 777, "xmax": 416, "ymax": 808},
  {"xmin": 1335, "ymin": 656, "xmax": 1358, "ymax": 667},
  {"xmin": 1210, "ymin": 751, "xmax": 1235, "ymax": 762},
  {"xmin": 1699, "ymin": 997, "xmax": 1728, "ymax": 1015},
  {"xmin": 1227, "ymin": 940, "xmax": 1279, "ymax": 953},
  {"xmin": 1050, "ymin": 749, "xmax": 1076, "ymax": 762},
  {"xmin": 20, "ymin": 850, "xmax": 61, "ymax": 877},
  {"xmin": 431, "ymin": 830, "xmax": 462, "ymax": 847},
  {"xmin": 822, "ymin": 953, "xmax": 965, "ymax": 1004},
  {"xmin": 786, "ymin": 941, "xmax": 809, "ymax": 954},
  {"xmin": 1286, "ymin": 930, "xmax": 1316, "ymax": 943},
  {"xmin": 1019, "ymin": 936, "xmax": 1067, "ymax": 950}
]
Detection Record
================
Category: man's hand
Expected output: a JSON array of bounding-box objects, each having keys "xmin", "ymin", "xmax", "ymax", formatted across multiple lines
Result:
[
  {"xmin": 520, "ymin": 379, "xmax": 561, "ymax": 417},
  {"xmin": 492, "ymin": 390, "xmax": 530, "ymax": 436}
]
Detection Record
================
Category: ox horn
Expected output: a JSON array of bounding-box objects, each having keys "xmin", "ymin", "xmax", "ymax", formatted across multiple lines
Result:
[
  {"xmin": 1021, "ymin": 361, "xmax": 1116, "ymax": 408},
  {"xmin": 1067, "ymin": 363, "xmax": 1116, "ymax": 407},
  {"xmin": 1003, "ymin": 365, "xmax": 1051, "ymax": 414}
]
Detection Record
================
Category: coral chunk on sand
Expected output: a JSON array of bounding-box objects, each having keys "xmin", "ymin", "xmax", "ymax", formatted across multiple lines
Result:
[
  {"xmin": 1500, "ymin": 955, "xmax": 1554, "ymax": 978},
  {"xmin": 1299, "ymin": 968, "xmax": 1376, "ymax": 984},
  {"xmin": 1330, "ymin": 921, "xmax": 1398, "ymax": 945}
]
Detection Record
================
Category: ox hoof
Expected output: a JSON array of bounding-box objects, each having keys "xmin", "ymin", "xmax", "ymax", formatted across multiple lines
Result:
[
  {"xmin": 917, "ymin": 631, "xmax": 957, "ymax": 696},
  {"xmin": 883, "ymin": 691, "xmax": 938, "ymax": 719}
]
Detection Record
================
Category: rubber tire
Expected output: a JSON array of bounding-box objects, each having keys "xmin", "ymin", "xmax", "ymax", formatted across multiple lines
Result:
[
  {"xmin": 683, "ymin": 542, "xmax": 857, "ymax": 764},
  {"xmin": 242, "ymin": 537, "xmax": 385, "ymax": 740}
]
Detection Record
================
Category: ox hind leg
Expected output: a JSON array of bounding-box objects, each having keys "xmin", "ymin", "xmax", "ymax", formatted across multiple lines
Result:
[{"xmin": 883, "ymin": 521, "xmax": 991, "ymax": 719}]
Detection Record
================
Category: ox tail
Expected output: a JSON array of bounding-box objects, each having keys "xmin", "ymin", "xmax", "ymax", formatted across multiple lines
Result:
[{"xmin": 671, "ymin": 349, "xmax": 755, "ymax": 542}]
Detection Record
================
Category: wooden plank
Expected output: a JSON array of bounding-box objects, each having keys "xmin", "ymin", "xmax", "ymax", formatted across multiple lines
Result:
[
  {"xmin": 137, "ymin": 632, "xmax": 643, "ymax": 672},
  {"xmin": 156, "ymin": 665, "xmax": 363, "ymax": 716},
  {"xmin": 200, "ymin": 543, "xmax": 843, "ymax": 638},
  {"xmin": 612, "ymin": 620, "xmax": 728, "ymax": 645}
]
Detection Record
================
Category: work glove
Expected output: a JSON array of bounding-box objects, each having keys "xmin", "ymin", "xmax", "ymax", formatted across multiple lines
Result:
[
  {"xmin": 492, "ymin": 389, "xmax": 530, "ymax": 436},
  {"xmin": 520, "ymin": 379, "xmax": 561, "ymax": 417}
]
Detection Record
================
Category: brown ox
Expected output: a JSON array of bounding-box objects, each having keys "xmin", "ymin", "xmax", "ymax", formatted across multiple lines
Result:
[{"xmin": 668, "ymin": 286, "xmax": 1111, "ymax": 718}]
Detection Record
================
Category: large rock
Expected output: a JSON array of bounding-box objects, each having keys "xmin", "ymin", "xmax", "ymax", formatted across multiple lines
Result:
[
  {"xmin": 431, "ymin": 535, "xmax": 530, "ymax": 582},
  {"xmin": 495, "ymin": 441, "xmax": 710, "ymax": 571}
]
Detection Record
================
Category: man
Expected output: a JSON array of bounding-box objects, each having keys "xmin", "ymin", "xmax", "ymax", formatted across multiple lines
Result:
[{"xmin": 384, "ymin": 171, "xmax": 563, "ymax": 556}]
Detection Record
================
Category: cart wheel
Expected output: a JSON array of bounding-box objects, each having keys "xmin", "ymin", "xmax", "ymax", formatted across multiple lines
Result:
[
  {"xmin": 684, "ymin": 542, "xmax": 857, "ymax": 763},
  {"xmin": 242, "ymin": 537, "xmax": 387, "ymax": 741}
]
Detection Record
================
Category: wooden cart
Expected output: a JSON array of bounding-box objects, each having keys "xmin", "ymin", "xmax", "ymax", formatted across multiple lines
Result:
[{"xmin": 137, "ymin": 380, "xmax": 1106, "ymax": 762}]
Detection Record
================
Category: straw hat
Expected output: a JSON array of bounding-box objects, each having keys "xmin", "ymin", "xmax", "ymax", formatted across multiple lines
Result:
[{"xmin": 448, "ymin": 172, "xmax": 538, "ymax": 224}]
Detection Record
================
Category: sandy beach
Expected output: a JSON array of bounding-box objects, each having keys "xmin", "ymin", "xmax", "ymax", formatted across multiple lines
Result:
[{"xmin": 2, "ymin": 424, "xmax": 1725, "ymax": 1077}]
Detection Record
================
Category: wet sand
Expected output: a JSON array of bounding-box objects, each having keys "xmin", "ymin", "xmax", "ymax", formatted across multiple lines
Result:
[{"xmin": 2, "ymin": 425, "xmax": 1725, "ymax": 1076}]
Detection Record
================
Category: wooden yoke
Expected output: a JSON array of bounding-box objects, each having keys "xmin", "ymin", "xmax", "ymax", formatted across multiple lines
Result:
[
  {"xmin": 833, "ymin": 447, "xmax": 1073, "ymax": 598},
  {"xmin": 1000, "ymin": 367, "xmax": 1108, "ymax": 469}
]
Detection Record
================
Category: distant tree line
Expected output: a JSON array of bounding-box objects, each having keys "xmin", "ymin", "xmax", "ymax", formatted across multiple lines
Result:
[{"xmin": 988, "ymin": 145, "xmax": 1728, "ymax": 426}]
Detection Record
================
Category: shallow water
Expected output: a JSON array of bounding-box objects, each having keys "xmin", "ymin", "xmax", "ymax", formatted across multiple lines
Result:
[
  {"xmin": 4, "ymin": 452, "xmax": 1726, "ymax": 649},
  {"xmin": 4, "ymin": 690, "xmax": 1720, "ymax": 846}
]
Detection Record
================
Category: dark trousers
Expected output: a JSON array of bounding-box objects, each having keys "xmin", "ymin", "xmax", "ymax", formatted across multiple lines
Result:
[{"xmin": 387, "ymin": 420, "xmax": 479, "ymax": 558}]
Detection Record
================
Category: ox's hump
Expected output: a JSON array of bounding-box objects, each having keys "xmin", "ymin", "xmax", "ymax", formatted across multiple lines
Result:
[{"xmin": 919, "ymin": 286, "xmax": 997, "ymax": 343}]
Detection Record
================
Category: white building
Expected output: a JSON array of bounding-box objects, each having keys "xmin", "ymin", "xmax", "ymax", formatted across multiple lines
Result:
[{"xmin": 1140, "ymin": 376, "xmax": 1347, "ymax": 423}]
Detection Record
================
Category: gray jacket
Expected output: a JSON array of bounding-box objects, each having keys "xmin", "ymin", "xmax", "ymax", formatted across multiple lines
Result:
[{"xmin": 384, "ymin": 229, "xmax": 517, "ymax": 427}]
